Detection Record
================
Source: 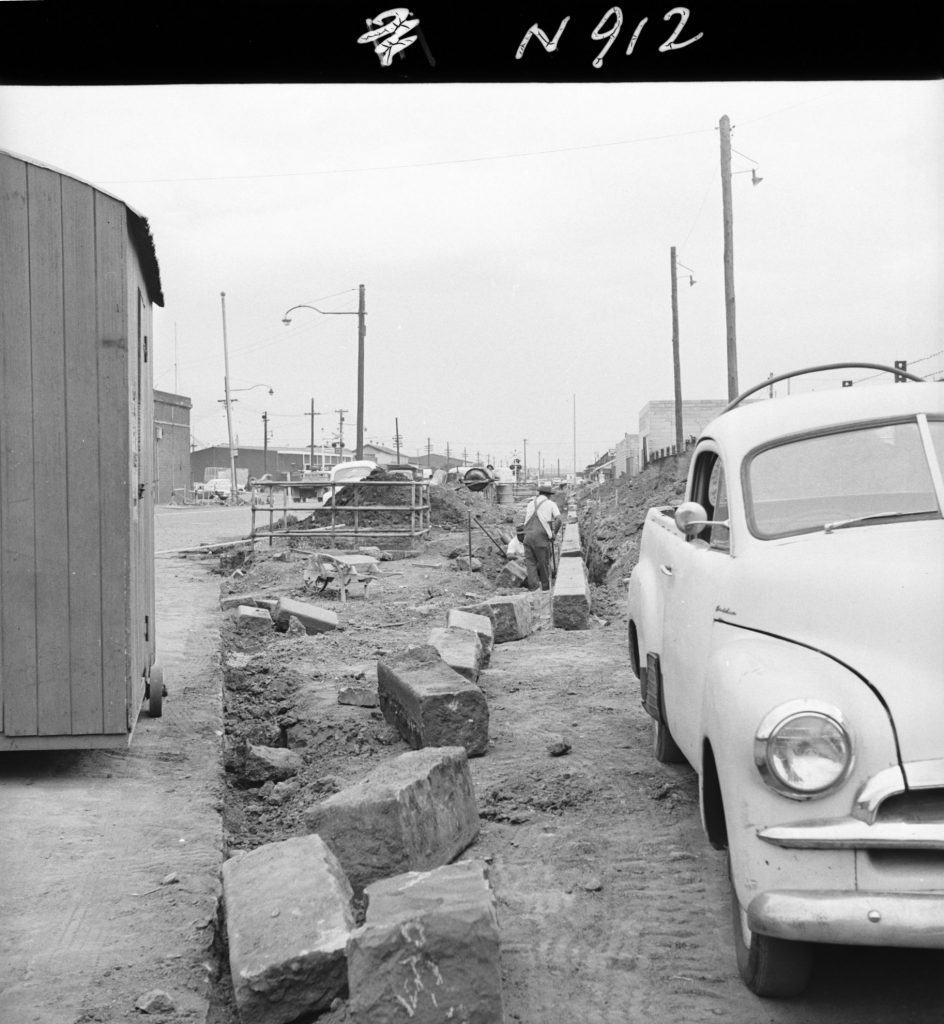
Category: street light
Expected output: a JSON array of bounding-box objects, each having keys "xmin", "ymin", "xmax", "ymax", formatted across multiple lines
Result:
[{"xmin": 281, "ymin": 284, "xmax": 367, "ymax": 460}]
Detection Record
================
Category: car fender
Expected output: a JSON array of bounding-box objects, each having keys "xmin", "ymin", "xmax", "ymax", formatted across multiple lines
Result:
[{"xmin": 698, "ymin": 627, "xmax": 901, "ymax": 910}]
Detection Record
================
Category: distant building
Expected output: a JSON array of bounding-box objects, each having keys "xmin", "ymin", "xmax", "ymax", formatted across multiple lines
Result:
[
  {"xmin": 632, "ymin": 399, "xmax": 728, "ymax": 470},
  {"xmin": 362, "ymin": 442, "xmax": 402, "ymax": 465},
  {"xmin": 189, "ymin": 444, "xmax": 352, "ymax": 487},
  {"xmin": 154, "ymin": 391, "xmax": 191, "ymax": 503},
  {"xmin": 613, "ymin": 432, "xmax": 641, "ymax": 478}
]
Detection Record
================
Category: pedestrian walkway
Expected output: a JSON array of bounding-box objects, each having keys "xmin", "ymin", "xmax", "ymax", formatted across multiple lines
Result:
[{"xmin": 0, "ymin": 556, "xmax": 225, "ymax": 1024}]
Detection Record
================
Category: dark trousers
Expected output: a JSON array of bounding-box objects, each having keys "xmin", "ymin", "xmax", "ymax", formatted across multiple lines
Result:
[{"xmin": 524, "ymin": 533, "xmax": 551, "ymax": 591}]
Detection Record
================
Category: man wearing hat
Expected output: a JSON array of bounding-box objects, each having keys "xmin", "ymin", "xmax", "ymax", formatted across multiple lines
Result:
[{"xmin": 521, "ymin": 483, "xmax": 562, "ymax": 591}]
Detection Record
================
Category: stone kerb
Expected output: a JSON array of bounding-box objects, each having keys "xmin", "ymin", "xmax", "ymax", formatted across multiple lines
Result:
[
  {"xmin": 559, "ymin": 520, "xmax": 583, "ymax": 558},
  {"xmin": 222, "ymin": 834, "xmax": 354, "ymax": 1024},
  {"xmin": 377, "ymin": 645, "xmax": 489, "ymax": 756},
  {"xmin": 446, "ymin": 608, "xmax": 494, "ymax": 666},
  {"xmin": 552, "ymin": 555, "xmax": 591, "ymax": 630},
  {"xmin": 427, "ymin": 625, "xmax": 485, "ymax": 682},
  {"xmin": 347, "ymin": 859, "xmax": 504, "ymax": 1024},
  {"xmin": 272, "ymin": 596, "xmax": 338, "ymax": 634},
  {"xmin": 457, "ymin": 594, "xmax": 533, "ymax": 644},
  {"xmin": 302, "ymin": 747, "xmax": 479, "ymax": 895}
]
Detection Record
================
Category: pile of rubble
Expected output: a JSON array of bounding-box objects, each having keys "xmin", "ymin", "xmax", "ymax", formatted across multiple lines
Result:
[{"xmin": 218, "ymin": 550, "xmax": 571, "ymax": 1023}]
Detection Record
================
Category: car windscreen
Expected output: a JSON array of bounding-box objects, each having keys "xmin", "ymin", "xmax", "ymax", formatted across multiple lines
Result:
[{"xmin": 745, "ymin": 419, "xmax": 942, "ymax": 538}]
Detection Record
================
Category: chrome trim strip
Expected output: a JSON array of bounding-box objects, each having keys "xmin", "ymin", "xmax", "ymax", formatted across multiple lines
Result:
[
  {"xmin": 853, "ymin": 764, "xmax": 907, "ymax": 822},
  {"xmin": 758, "ymin": 818, "xmax": 944, "ymax": 850},
  {"xmin": 749, "ymin": 891, "xmax": 944, "ymax": 947},
  {"xmin": 853, "ymin": 759, "xmax": 944, "ymax": 823}
]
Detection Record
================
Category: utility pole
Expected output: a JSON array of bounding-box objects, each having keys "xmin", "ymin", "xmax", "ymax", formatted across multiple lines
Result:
[
  {"xmin": 220, "ymin": 292, "xmax": 237, "ymax": 502},
  {"xmin": 523, "ymin": 438, "xmax": 527, "ymax": 481},
  {"xmin": 394, "ymin": 417, "xmax": 402, "ymax": 463},
  {"xmin": 262, "ymin": 411, "xmax": 269, "ymax": 474},
  {"xmin": 719, "ymin": 114, "xmax": 739, "ymax": 400},
  {"xmin": 307, "ymin": 399, "xmax": 321, "ymax": 472},
  {"xmin": 670, "ymin": 246, "xmax": 683, "ymax": 451},
  {"xmin": 356, "ymin": 283, "xmax": 366, "ymax": 460},
  {"xmin": 335, "ymin": 408, "xmax": 347, "ymax": 454},
  {"xmin": 572, "ymin": 394, "xmax": 577, "ymax": 481},
  {"xmin": 446, "ymin": 441, "xmax": 451, "ymax": 465}
]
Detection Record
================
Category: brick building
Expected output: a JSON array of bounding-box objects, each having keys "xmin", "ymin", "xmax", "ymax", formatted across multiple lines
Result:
[{"xmin": 153, "ymin": 390, "xmax": 192, "ymax": 503}]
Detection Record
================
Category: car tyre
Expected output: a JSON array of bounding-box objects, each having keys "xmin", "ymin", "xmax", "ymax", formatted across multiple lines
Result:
[
  {"xmin": 729, "ymin": 855, "xmax": 812, "ymax": 997},
  {"xmin": 651, "ymin": 715, "xmax": 684, "ymax": 764}
]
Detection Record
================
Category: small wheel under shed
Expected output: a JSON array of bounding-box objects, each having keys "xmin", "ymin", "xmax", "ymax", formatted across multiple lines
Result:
[{"xmin": 146, "ymin": 664, "xmax": 166, "ymax": 718}]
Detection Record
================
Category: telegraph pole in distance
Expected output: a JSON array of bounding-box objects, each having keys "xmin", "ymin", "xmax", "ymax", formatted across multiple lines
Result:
[
  {"xmin": 307, "ymin": 399, "xmax": 321, "ymax": 472},
  {"xmin": 220, "ymin": 292, "xmax": 238, "ymax": 502},
  {"xmin": 262, "ymin": 411, "xmax": 269, "ymax": 474},
  {"xmin": 335, "ymin": 409, "xmax": 347, "ymax": 454},
  {"xmin": 670, "ymin": 247, "xmax": 683, "ymax": 452},
  {"xmin": 719, "ymin": 115, "xmax": 739, "ymax": 400},
  {"xmin": 356, "ymin": 284, "xmax": 366, "ymax": 460}
]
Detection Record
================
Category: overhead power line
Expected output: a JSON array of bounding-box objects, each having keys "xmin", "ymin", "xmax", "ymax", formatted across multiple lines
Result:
[{"xmin": 95, "ymin": 127, "xmax": 713, "ymax": 186}]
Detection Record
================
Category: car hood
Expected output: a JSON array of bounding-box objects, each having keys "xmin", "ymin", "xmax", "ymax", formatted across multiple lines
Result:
[{"xmin": 720, "ymin": 520, "xmax": 944, "ymax": 763}]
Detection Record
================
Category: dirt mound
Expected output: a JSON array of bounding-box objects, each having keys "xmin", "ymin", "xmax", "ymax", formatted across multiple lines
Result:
[
  {"xmin": 429, "ymin": 482, "xmax": 493, "ymax": 527},
  {"xmin": 576, "ymin": 454, "xmax": 690, "ymax": 619}
]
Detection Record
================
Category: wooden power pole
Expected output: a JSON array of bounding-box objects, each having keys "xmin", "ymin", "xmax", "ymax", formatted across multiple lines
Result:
[
  {"xmin": 719, "ymin": 114, "xmax": 739, "ymax": 400},
  {"xmin": 670, "ymin": 246, "xmax": 683, "ymax": 452}
]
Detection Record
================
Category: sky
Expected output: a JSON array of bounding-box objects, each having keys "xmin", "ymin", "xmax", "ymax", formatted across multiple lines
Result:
[{"xmin": 1, "ymin": 80, "xmax": 941, "ymax": 473}]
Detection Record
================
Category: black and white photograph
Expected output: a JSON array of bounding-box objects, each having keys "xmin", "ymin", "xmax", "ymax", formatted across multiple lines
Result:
[{"xmin": 1, "ymin": 5, "xmax": 942, "ymax": 1023}]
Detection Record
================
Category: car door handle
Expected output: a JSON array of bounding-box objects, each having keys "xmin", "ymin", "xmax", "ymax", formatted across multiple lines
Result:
[{"xmin": 659, "ymin": 564, "xmax": 673, "ymax": 576}]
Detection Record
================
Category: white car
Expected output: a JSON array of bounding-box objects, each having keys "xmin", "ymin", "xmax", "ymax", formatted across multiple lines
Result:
[
  {"xmin": 627, "ymin": 363, "xmax": 944, "ymax": 996},
  {"xmin": 196, "ymin": 477, "xmax": 233, "ymax": 500}
]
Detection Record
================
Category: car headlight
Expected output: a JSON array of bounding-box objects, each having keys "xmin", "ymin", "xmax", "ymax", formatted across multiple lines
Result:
[{"xmin": 754, "ymin": 700, "xmax": 853, "ymax": 799}]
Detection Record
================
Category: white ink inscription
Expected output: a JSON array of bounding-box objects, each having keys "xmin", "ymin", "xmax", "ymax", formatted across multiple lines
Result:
[
  {"xmin": 358, "ymin": 8, "xmax": 420, "ymax": 66},
  {"xmin": 515, "ymin": 7, "xmax": 702, "ymax": 65}
]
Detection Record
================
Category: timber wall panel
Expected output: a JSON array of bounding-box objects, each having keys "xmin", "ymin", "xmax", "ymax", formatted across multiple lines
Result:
[
  {"xmin": 62, "ymin": 174, "xmax": 105, "ymax": 734},
  {"xmin": 28, "ymin": 164, "xmax": 72, "ymax": 735},
  {"xmin": 0, "ymin": 154, "xmax": 37, "ymax": 735},
  {"xmin": 95, "ymin": 190, "xmax": 131, "ymax": 735}
]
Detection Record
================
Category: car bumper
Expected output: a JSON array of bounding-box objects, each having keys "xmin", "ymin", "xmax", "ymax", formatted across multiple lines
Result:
[{"xmin": 749, "ymin": 890, "xmax": 944, "ymax": 947}]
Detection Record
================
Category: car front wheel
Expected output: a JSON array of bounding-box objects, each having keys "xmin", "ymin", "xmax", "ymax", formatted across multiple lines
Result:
[{"xmin": 729, "ymin": 856, "xmax": 812, "ymax": 997}]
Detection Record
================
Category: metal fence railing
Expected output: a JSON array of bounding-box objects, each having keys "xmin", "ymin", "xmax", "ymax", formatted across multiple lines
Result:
[{"xmin": 249, "ymin": 479, "xmax": 431, "ymax": 550}]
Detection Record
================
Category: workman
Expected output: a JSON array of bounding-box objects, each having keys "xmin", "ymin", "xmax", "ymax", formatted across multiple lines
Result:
[
  {"xmin": 522, "ymin": 483, "xmax": 562, "ymax": 591},
  {"xmin": 506, "ymin": 526, "xmax": 526, "ymax": 560}
]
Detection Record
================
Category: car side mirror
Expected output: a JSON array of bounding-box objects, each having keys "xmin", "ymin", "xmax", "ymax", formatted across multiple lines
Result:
[{"xmin": 675, "ymin": 501, "xmax": 710, "ymax": 538}]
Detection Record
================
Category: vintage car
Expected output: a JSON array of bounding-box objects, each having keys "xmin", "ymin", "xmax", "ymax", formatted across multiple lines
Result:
[{"xmin": 627, "ymin": 364, "xmax": 944, "ymax": 996}]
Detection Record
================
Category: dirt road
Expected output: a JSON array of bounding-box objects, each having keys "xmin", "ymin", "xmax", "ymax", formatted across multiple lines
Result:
[
  {"xmin": 3, "ymin": 498, "xmax": 941, "ymax": 1023},
  {"xmin": 215, "ymin": 520, "xmax": 944, "ymax": 1024}
]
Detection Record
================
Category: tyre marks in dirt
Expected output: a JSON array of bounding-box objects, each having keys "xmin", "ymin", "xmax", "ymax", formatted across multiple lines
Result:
[{"xmin": 472, "ymin": 622, "xmax": 944, "ymax": 1024}]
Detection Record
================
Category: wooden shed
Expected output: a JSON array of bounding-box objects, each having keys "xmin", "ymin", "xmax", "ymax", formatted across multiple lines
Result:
[{"xmin": 0, "ymin": 150, "xmax": 165, "ymax": 750}]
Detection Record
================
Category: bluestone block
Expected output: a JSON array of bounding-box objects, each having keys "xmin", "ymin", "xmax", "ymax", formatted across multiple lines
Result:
[
  {"xmin": 222, "ymin": 835, "xmax": 354, "ymax": 1024},
  {"xmin": 302, "ymin": 746, "xmax": 479, "ymax": 895}
]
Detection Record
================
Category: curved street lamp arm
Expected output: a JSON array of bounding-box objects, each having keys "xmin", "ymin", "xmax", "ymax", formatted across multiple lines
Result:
[{"xmin": 281, "ymin": 303, "xmax": 358, "ymax": 323}]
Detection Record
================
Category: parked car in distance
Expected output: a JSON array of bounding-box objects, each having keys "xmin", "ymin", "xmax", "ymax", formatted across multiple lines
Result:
[
  {"xmin": 627, "ymin": 364, "xmax": 944, "ymax": 997},
  {"xmin": 195, "ymin": 477, "xmax": 233, "ymax": 500}
]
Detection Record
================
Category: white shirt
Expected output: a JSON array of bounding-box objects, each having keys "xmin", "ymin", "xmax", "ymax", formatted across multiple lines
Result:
[{"xmin": 524, "ymin": 495, "xmax": 561, "ymax": 539}]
